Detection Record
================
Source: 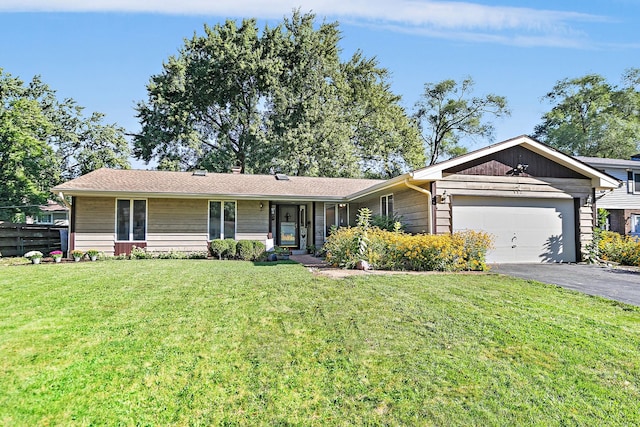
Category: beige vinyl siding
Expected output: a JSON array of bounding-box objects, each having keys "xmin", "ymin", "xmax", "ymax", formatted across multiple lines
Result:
[
  {"xmin": 353, "ymin": 187, "xmax": 432, "ymax": 234},
  {"xmin": 236, "ymin": 200, "xmax": 269, "ymax": 241},
  {"xmin": 74, "ymin": 196, "xmax": 116, "ymax": 255},
  {"xmin": 393, "ymin": 187, "xmax": 430, "ymax": 234},
  {"xmin": 147, "ymin": 198, "xmax": 208, "ymax": 252}
]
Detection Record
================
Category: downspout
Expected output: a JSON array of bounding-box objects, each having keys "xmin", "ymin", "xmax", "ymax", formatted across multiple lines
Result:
[{"xmin": 403, "ymin": 179, "xmax": 433, "ymax": 234}]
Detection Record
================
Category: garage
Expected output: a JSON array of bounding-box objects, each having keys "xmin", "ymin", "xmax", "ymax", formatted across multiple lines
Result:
[{"xmin": 452, "ymin": 196, "xmax": 576, "ymax": 264}]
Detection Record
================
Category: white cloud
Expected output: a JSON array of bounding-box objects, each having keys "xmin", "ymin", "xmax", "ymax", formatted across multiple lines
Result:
[{"xmin": 3, "ymin": 0, "xmax": 608, "ymax": 47}]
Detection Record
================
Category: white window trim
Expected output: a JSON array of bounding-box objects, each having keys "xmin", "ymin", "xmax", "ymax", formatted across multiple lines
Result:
[
  {"xmin": 324, "ymin": 202, "xmax": 349, "ymax": 238},
  {"xmin": 633, "ymin": 171, "xmax": 640, "ymax": 194},
  {"xmin": 115, "ymin": 198, "xmax": 148, "ymax": 242},
  {"xmin": 208, "ymin": 200, "xmax": 237, "ymax": 240},
  {"xmin": 631, "ymin": 214, "xmax": 640, "ymax": 235},
  {"xmin": 380, "ymin": 193, "xmax": 394, "ymax": 217}
]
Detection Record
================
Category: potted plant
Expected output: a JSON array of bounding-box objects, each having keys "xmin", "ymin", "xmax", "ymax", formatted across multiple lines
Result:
[
  {"xmin": 306, "ymin": 244, "xmax": 316, "ymax": 255},
  {"xmin": 85, "ymin": 249, "xmax": 99, "ymax": 261},
  {"xmin": 50, "ymin": 250, "xmax": 63, "ymax": 263},
  {"xmin": 274, "ymin": 246, "xmax": 291, "ymax": 260},
  {"xmin": 71, "ymin": 249, "xmax": 84, "ymax": 262},
  {"xmin": 24, "ymin": 250, "xmax": 43, "ymax": 264}
]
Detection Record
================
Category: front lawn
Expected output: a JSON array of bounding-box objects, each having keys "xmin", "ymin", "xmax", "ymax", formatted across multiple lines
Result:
[{"xmin": 1, "ymin": 260, "xmax": 639, "ymax": 425}]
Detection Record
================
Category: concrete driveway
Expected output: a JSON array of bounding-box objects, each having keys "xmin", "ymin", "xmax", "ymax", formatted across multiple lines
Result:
[{"xmin": 492, "ymin": 263, "xmax": 640, "ymax": 307}]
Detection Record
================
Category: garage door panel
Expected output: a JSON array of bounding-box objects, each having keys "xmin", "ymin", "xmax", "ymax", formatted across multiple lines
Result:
[{"xmin": 453, "ymin": 197, "xmax": 575, "ymax": 264}]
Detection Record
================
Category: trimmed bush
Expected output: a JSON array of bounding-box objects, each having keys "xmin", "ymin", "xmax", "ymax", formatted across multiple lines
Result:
[
  {"xmin": 224, "ymin": 239, "xmax": 237, "ymax": 259},
  {"xmin": 210, "ymin": 240, "xmax": 227, "ymax": 260},
  {"xmin": 236, "ymin": 240, "xmax": 254, "ymax": 260},
  {"xmin": 252, "ymin": 241, "xmax": 266, "ymax": 260},
  {"xmin": 236, "ymin": 240, "xmax": 267, "ymax": 261}
]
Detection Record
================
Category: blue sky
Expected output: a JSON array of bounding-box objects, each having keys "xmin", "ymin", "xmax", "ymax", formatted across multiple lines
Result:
[{"xmin": 1, "ymin": 1, "xmax": 639, "ymax": 167}]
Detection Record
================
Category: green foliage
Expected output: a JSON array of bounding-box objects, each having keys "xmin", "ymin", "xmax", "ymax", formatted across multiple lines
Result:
[
  {"xmin": 129, "ymin": 246, "xmax": 154, "ymax": 260},
  {"xmin": 0, "ymin": 68, "xmax": 130, "ymax": 220},
  {"xmin": 598, "ymin": 231, "xmax": 640, "ymax": 267},
  {"xmin": 324, "ymin": 227, "xmax": 493, "ymax": 271},
  {"xmin": 134, "ymin": 11, "xmax": 424, "ymax": 178},
  {"xmin": 414, "ymin": 77, "xmax": 510, "ymax": 165},
  {"xmin": 371, "ymin": 213, "xmax": 406, "ymax": 232},
  {"xmin": 236, "ymin": 240, "xmax": 266, "ymax": 261},
  {"xmin": 210, "ymin": 239, "xmax": 238, "ymax": 260},
  {"xmin": 534, "ymin": 70, "xmax": 640, "ymax": 158},
  {"xmin": 84, "ymin": 249, "xmax": 99, "ymax": 257},
  {"xmin": 210, "ymin": 239, "xmax": 228, "ymax": 260}
]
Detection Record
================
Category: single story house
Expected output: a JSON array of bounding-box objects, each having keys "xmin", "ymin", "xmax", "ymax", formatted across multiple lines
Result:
[
  {"xmin": 52, "ymin": 135, "xmax": 620, "ymax": 264},
  {"xmin": 577, "ymin": 155, "xmax": 640, "ymax": 236}
]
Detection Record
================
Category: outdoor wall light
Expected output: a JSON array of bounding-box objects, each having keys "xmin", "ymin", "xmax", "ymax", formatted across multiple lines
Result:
[
  {"xmin": 259, "ymin": 202, "xmax": 264, "ymax": 211},
  {"xmin": 507, "ymin": 163, "xmax": 529, "ymax": 176},
  {"xmin": 439, "ymin": 190, "xmax": 449, "ymax": 204}
]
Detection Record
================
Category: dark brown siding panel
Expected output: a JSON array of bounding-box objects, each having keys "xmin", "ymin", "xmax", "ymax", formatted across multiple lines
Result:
[
  {"xmin": 445, "ymin": 146, "xmax": 586, "ymax": 179},
  {"xmin": 115, "ymin": 241, "xmax": 146, "ymax": 256}
]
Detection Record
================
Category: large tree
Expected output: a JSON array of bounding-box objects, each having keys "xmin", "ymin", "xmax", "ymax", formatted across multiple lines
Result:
[
  {"xmin": 0, "ymin": 69, "xmax": 130, "ymax": 220},
  {"xmin": 533, "ymin": 70, "xmax": 640, "ymax": 158},
  {"xmin": 134, "ymin": 11, "xmax": 424, "ymax": 177},
  {"xmin": 414, "ymin": 77, "xmax": 510, "ymax": 166}
]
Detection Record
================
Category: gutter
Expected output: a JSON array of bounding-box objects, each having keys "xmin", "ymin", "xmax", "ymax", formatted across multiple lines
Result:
[{"xmin": 403, "ymin": 179, "xmax": 433, "ymax": 234}]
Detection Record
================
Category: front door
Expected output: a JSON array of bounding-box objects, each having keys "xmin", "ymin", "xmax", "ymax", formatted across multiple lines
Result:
[{"xmin": 277, "ymin": 205, "xmax": 298, "ymax": 248}]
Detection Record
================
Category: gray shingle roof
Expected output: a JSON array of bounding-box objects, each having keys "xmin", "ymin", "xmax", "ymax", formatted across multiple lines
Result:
[
  {"xmin": 577, "ymin": 156, "xmax": 640, "ymax": 169},
  {"xmin": 52, "ymin": 168, "xmax": 385, "ymax": 200}
]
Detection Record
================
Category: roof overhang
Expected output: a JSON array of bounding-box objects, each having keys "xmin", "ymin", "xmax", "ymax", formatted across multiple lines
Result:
[{"xmin": 53, "ymin": 189, "xmax": 351, "ymax": 203}]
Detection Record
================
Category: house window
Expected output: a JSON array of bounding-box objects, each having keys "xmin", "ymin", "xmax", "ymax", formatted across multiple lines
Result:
[
  {"xmin": 37, "ymin": 213, "xmax": 53, "ymax": 224},
  {"xmin": 209, "ymin": 201, "xmax": 236, "ymax": 240},
  {"xmin": 116, "ymin": 199, "xmax": 146, "ymax": 241},
  {"xmin": 634, "ymin": 172, "xmax": 640, "ymax": 194},
  {"xmin": 381, "ymin": 194, "xmax": 394, "ymax": 217},
  {"xmin": 325, "ymin": 203, "xmax": 349, "ymax": 236},
  {"xmin": 631, "ymin": 214, "xmax": 640, "ymax": 235}
]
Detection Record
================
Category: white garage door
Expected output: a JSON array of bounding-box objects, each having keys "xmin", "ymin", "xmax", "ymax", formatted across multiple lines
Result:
[{"xmin": 452, "ymin": 196, "xmax": 576, "ymax": 264}]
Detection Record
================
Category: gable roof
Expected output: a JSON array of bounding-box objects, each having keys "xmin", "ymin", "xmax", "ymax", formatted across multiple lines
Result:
[
  {"xmin": 52, "ymin": 168, "xmax": 385, "ymax": 201},
  {"xmin": 348, "ymin": 135, "xmax": 620, "ymax": 199},
  {"xmin": 410, "ymin": 135, "xmax": 620, "ymax": 189}
]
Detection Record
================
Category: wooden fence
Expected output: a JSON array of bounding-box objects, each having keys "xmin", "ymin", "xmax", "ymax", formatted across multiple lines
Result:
[{"xmin": 0, "ymin": 222, "xmax": 67, "ymax": 257}]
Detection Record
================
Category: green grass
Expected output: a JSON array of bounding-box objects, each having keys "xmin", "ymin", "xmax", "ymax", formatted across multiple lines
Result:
[{"xmin": 1, "ymin": 260, "xmax": 639, "ymax": 425}]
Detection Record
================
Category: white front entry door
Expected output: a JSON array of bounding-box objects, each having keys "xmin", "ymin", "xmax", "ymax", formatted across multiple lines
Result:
[{"xmin": 452, "ymin": 196, "xmax": 576, "ymax": 264}]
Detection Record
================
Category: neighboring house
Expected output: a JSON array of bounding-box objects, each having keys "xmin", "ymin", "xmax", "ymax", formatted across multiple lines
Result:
[
  {"xmin": 578, "ymin": 155, "xmax": 640, "ymax": 236},
  {"xmin": 52, "ymin": 136, "xmax": 619, "ymax": 264},
  {"xmin": 26, "ymin": 200, "xmax": 69, "ymax": 226}
]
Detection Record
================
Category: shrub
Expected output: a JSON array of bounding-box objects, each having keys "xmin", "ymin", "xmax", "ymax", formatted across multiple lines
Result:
[
  {"xmin": 130, "ymin": 246, "xmax": 153, "ymax": 260},
  {"xmin": 224, "ymin": 239, "xmax": 237, "ymax": 259},
  {"xmin": 210, "ymin": 239, "xmax": 238, "ymax": 260},
  {"xmin": 371, "ymin": 213, "xmax": 405, "ymax": 232},
  {"xmin": 252, "ymin": 241, "xmax": 266, "ymax": 260},
  {"xmin": 598, "ymin": 231, "xmax": 640, "ymax": 267},
  {"xmin": 156, "ymin": 250, "xmax": 188, "ymax": 259},
  {"xmin": 236, "ymin": 240, "xmax": 254, "ymax": 260},
  {"xmin": 324, "ymin": 227, "xmax": 493, "ymax": 272},
  {"xmin": 187, "ymin": 251, "xmax": 208, "ymax": 259},
  {"xmin": 210, "ymin": 240, "xmax": 227, "ymax": 260},
  {"xmin": 236, "ymin": 240, "xmax": 267, "ymax": 261}
]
